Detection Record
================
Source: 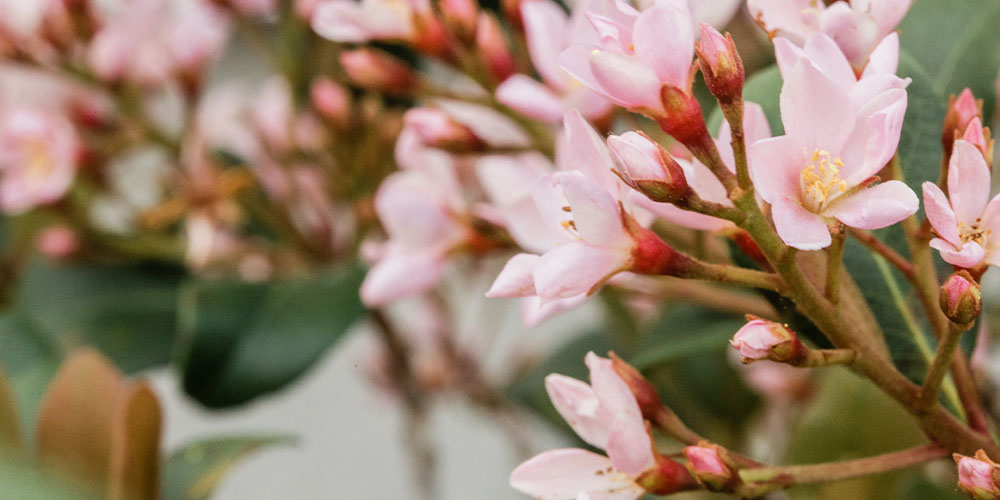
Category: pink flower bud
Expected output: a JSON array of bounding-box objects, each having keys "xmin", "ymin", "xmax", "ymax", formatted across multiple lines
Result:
[
  {"xmin": 943, "ymin": 88, "xmax": 983, "ymax": 155},
  {"xmin": 954, "ymin": 451, "xmax": 1000, "ymax": 500},
  {"xmin": 339, "ymin": 49, "xmax": 417, "ymax": 95},
  {"xmin": 696, "ymin": 24, "xmax": 743, "ymax": 105},
  {"xmin": 962, "ymin": 117, "xmax": 994, "ymax": 167},
  {"xmin": 476, "ymin": 13, "xmax": 515, "ymax": 82},
  {"xmin": 607, "ymin": 131, "xmax": 691, "ymax": 204},
  {"xmin": 310, "ymin": 77, "xmax": 351, "ymax": 126},
  {"xmin": 36, "ymin": 226, "xmax": 80, "ymax": 259},
  {"xmin": 403, "ymin": 108, "xmax": 483, "ymax": 151},
  {"xmin": 941, "ymin": 271, "xmax": 982, "ymax": 325},
  {"xmin": 636, "ymin": 455, "xmax": 699, "ymax": 496},
  {"xmin": 684, "ymin": 444, "xmax": 734, "ymax": 490},
  {"xmin": 730, "ymin": 318, "xmax": 800, "ymax": 363}
]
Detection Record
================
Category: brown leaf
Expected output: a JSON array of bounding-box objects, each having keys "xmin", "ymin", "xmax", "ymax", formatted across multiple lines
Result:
[
  {"xmin": 35, "ymin": 348, "xmax": 125, "ymax": 487},
  {"xmin": 108, "ymin": 381, "xmax": 162, "ymax": 500}
]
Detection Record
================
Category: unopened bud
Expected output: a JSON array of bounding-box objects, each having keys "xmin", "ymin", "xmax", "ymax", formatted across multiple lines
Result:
[
  {"xmin": 607, "ymin": 131, "xmax": 691, "ymax": 204},
  {"xmin": 609, "ymin": 352, "xmax": 663, "ymax": 419},
  {"xmin": 404, "ymin": 108, "xmax": 484, "ymax": 151},
  {"xmin": 441, "ymin": 0, "xmax": 479, "ymax": 43},
  {"xmin": 625, "ymin": 215, "xmax": 682, "ymax": 276},
  {"xmin": 340, "ymin": 49, "xmax": 417, "ymax": 95},
  {"xmin": 658, "ymin": 84, "xmax": 709, "ymax": 149},
  {"xmin": 310, "ymin": 77, "xmax": 351, "ymax": 126},
  {"xmin": 684, "ymin": 444, "xmax": 737, "ymax": 491},
  {"xmin": 476, "ymin": 13, "xmax": 515, "ymax": 82},
  {"xmin": 696, "ymin": 24, "xmax": 743, "ymax": 105},
  {"xmin": 943, "ymin": 88, "xmax": 983, "ymax": 156},
  {"xmin": 962, "ymin": 117, "xmax": 994, "ymax": 167},
  {"xmin": 730, "ymin": 318, "xmax": 801, "ymax": 363},
  {"xmin": 941, "ymin": 271, "xmax": 982, "ymax": 325},
  {"xmin": 637, "ymin": 454, "xmax": 699, "ymax": 495},
  {"xmin": 955, "ymin": 450, "xmax": 1000, "ymax": 500}
]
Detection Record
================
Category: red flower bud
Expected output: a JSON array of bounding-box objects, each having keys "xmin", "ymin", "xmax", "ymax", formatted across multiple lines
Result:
[
  {"xmin": 941, "ymin": 271, "xmax": 982, "ymax": 325},
  {"xmin": 696, "ymin": 24, "xmax": 744, "ymax": 105},
  {"xmin": 404, "ymin": 108, "xmax": 485, "ymax": 152},
  {"xmin": 340, "ymin": 49, "xmax": 417, "ymax": 95},
  {"xmin": 637, "ymin": 454, "xmax": 699, "ymax": 495}
]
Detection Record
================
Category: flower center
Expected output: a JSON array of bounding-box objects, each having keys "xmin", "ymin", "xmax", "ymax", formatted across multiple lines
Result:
[
  {"xmin": 799, "ymin": 149, "xmax": 847, "ymax": 212},
  {"xmin": 22, "ymin": 139, "xmax": 55, "ymax": 185},
  {"xmin": 958, "ymin": 219, "xmax": 990, "ymax": 247}
]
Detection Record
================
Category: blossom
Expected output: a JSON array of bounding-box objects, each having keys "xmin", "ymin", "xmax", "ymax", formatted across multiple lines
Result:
[
  {"xmin": 730, "ymin": 318, "xmax": 798, "ymax": 362},
  {"xmin": 509, "ymin": 352, "xmax": 655, "ymax": 500},
  {"xmin": 749, "ymin": 0, "xmax": 912, "ymax": 70},
  {"xmin": 748, "ymin": 61, "xmax": 916, "ymax": 250},
  {"xmin": 558, "ymin": 0, "xmax": 695, "ymax": 114},
  {"xmin": 494, "ymin": 0, "xmax": 612, "ymax": 123},
  {"xmin": 954, "ymin": 451, "xmax": 1000, "ymax": 500},
  {"xmin": 0, "ymin": 107, "xmax": 79, "ymax": 214},
  {"xmin": 923, "ymin": 140, "xmax": 1000, "ymax": 269}
]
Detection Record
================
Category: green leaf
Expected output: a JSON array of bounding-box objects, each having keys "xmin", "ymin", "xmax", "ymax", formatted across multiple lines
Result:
[
  {"xmin": 898, "ymin": 0, "xmax": 1000, "ymax": 88},
  {"xmin": 0, "ymin": 452, "xmax": 100, "ymax": 500},
  {"xmin": 175, "ymin": 263, "xmax": 367, "ymax": 408},
  {"xmin": 162, "ymin": 435, "xmax": 294, "ymax": 500},
  {"xmin": 0, "ymin": 313, "xmax": 60, "ymax": 446},
  {"xmin": 13, "ymin": 260, "xmax": 184, "ymax": 373},
  {"xmin": 934, "ymin": 7, "xmax": 1000, "ymax": 121},
  {"xmin": 896, "ymin": 53, "xmax": 947, "ymax": 203}
]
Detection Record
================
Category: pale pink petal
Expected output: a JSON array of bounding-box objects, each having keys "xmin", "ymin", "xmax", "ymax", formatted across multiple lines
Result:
[
  {"xmin": 824, "ymin": 180, "xmax": 918, "ymax": 229},
  {"xmin": 588, "ymin": 50, "xmax": 664, "ymax": 111},
  {"xmin": 495, "ymin": 75, "xmax": 568, "ymax": 123},
  {"xmin": 632, "ymin": 5, "xmax": 693, "ymax": 88},
  {"xmin": 819, "ymin": 2, "xmax": 879, "ymax": 68},
  {"xmin": 435, "ymin": 100, "xmax": 532, "ymax": 148},
  {"xmin": 509, "ymin": 449, "xmax": 637, "ymax": 499},
  {"xmin": 487, "ymin": 253, "xmax": 540, "ymax": 298},
  {"xmin": 922, "ymin": 182, "xmax": 961, "ymax": 246},
  {"xmin": 772, "ymin": 196, "xmax": 832, "ymax": 250},
  {"xmin": 605, "ymin": 412, "xmax": 655, "ymax": 476},
  {"xmin": 931, "ymin": 239, "xmax": 985, "ymax": 269},
  {"xmin": 717, "ymin": 102, "xmax": 772, "ymax": 173},
  {"xmin": 869, "ymin": 0, "xmax": 912, "ymax": 34},
  {"xmin": 505, "ymin": 195, "xmax": 572, "ymax": 252},
  {"xmin": 476, "ymin": 153, "xmax": 551, "ymax": 206},
  {"xmin": 522, "ymin": 0, "xmax": 572, "ymax": 89},
  {"xmin": 311, "ymin": 0, "xmax": 414, "ymax": 42},
  {"xmin": 585, "ymin": 352, "xmax": 641, "ymax": 417},
  {"xmin": 360, "ymin": 248, "xmax": 447, "ymax": 305},
  {"xmin": 545, "ymin": 374, "xmax": 614, "ymax": 448},
  {"xmin": 561, "ymin": 110, "xmax": 619, "ymax": 190},
  {"xmin": 559, "ymin": 44, "xmax": 603, "ymax": 98},
  {"xmin": 848, "ymin": 73, "xmax": 908, "ymax": 111},
  {"xmin": 555, "ymin": 171, "xmax": 628, "ymax": 246},
  {"xmin": 840, "ymin": 88, "xmax": 907, "ymax": 185},
  {"xmin": 780, "ymin": 61, "xmax": 854, "ymax": 153},
  {"xmin": 534, "ymin": 242, "xmax": 630, "ymax": 298},
  {"xmin": 521, "ymin": 294, "xmax": 589, "ymax": 326},
  {"xmin": 862, "ymin": 32, "xmax": 900, "ymax": 77},
  {"xmin": 773, "ymin": 37, "xmax": 807, "ymax": 80},
  {"xmin": 374, "ymin": 172, "xmax": 463, "ymax": 248},
  {"xmin": 948, "ymin": 140, "xmax": 992, "ymax": 226},
  {"xmin": 801, "ymin": 33, "xmax": 856, "ymax": 89},
  {"xmin": 747, "ymin": 135, "xmax": 806, "ymax": 204},
  {"xmin": 631, "ymin": 193, "xmax": 731, "ymax": 231},
  {"xmin": 607, "ymin": 132, "xmax": 666, "ymax": 185},
  {"xmin": 747, "ymin": 0, "xmax": 813, "ymax": 40}
]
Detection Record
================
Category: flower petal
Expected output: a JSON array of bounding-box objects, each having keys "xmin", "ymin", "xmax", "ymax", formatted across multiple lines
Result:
[
  {"xmin": 496, "ymin": 74, "xmax": 569, "ymax": 123},
  {"xmin": 486, "ymin": 253, "xmax": 540, "ymax": 298},
  {"xmin": 930, "ymin": 238, "xmax": 985, "ymax": 269},
  {"xmin": 948, "ymin": 139, "xmax": 992, "ymax": 226},
  {"xmin": 748, "ymin": 135, "xmax": 805, "ymax": 204},
  {"xmin": 561, "ymin": 110, "xmax": 620, "ymax": 191},
  {"xmin": 780, "ymin": 61, "xmax": 854, "ymax": 153},
  {"xmin": 862, "ymin": 32, "xmax": 900, "ymax": 77},
  {"xmin": 555, "ymin": 171, "xmax": 627, "ymax": 245},
  {"xmin": 360, "ymin": 247, "xmax": 446, "ymax": 305},
  {"xmin": 771, "ymin": 196, "xmax": 832, "ymax": 250},
  {"xmin": 632, "ymin": 5, "xmax": 693, "ymax": 88},
  {"xmin": 922, "ymin": 181, "xmax": 961, "ymax": 246},
  {"xmin": 510, "ymin": 449, "xmax": 639, "ymax": 500},
  {"xmin": 545, "ymin": 374, "xmax": 614, "ymax": 448},
  {"xmin": 522, "ymin": 0, "xmax": 572, "ymax": 88},
  {"xmin": 605, "ymin": 412, "xmax": 655, "ymax": 476},
  {"xmin": 824, "ymin": 180, "xmax": 918, "ymax": 230},
  {"xmin": 534, "ymin": 241, "xmax": 630, "ymax": 299},
  {"xmin": 587, "ymin": 50, "xmax": 664, "ymax": 111}
]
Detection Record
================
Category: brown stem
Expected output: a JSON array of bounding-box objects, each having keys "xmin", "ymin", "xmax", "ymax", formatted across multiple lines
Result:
[{"xmin": 739, "ymin": 444, "xmax": 947, "ymax": 487}]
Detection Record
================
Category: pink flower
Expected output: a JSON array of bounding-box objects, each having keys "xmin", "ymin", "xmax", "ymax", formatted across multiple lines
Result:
[
  {"xmin": 923, "ymin": 140, "xmax": 1000, "ymax": 269},
  {"xmin": 730, "ymin": 318, "xmax": 798, "ymax": 362},
  {"xmin": 0, "ymin": 0, "xmax": 51, "ymax": 43},
  {"xmin": 748, "ymin": 61, "xmax": 916, "ymax": 250},
  {"xmin": 495, "ymin": 0, "xmax": 612, "ymax": 123},
  {"xmin": 774, "ymin": 32, "xmax": 909, "ymax": 110},
  {"xmin": 954, "ymin": 451, "xmax": 1000, "ymax": 500},
  {"xmin": 749, "ymin": 0, "xmax": 912, "ymax": 70},
  {"xmin": 509, "ymin": 352, "xmax": 654, "ymax": 500},
  {"xmin": 558, "ymin": 0, "xmax": 695, "ymax": 114},
  {"xmin": 0, "ymin": 107, "xmax": 79, "ymax": 214},
  {"xmin": 311, "ymin": 0, "xmax": 417, "ymax": 42},
  {"xmin": 88, "ymin": 0, "xmax": 230, "ymax": 86}
]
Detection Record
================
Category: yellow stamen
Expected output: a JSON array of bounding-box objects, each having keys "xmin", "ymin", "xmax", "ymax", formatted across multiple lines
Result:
[{"xmin": 799, "ymin": 148, "xmax": 848, "ymax": 212}]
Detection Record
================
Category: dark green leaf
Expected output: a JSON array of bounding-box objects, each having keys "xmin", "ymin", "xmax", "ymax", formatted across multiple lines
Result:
[
  {"xmin": 14, "ymin": 260, "xmax": 184, "ymax": 373},
  {"xmin": 898, "ymin": 0, "xmax": 1000, "ymax": 88},
  {"xmin": 176, "ymin": 263, "xmax": 367, "ymax": 408},
  {"xmin": 0, "ymin": 313, "xmax": 60, "ymax": 446},
  {"xmin": 162, "ymin": 435, "xmax": 294, "ymax": 500},
  {"xmin": 934, "ymin": 7, "xmax": 1000, "ymax": 122},
  {"xmin": 896, "ymin": 53, "xmax": 947, "ymax": 204}
]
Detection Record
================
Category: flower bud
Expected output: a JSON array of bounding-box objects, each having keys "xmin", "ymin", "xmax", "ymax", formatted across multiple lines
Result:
[
  {"xmin": 403, "ymin": 108, "xmax": 484, "ymax": 152},
  {"xmin": 441, "ymin": 0, "xmax": 479, "ymax": 43},
  {"xmin": 637, "ymin": 454, "xmax": 699, "ymax": 495},
  {"xmin": 730, "ymin": 318, "xmax": 801, "ymax": 363},
  {"xmin": 684, "ymin": 444, "xmax": 736, "ymax": 491},
  {"xmin": 696, "ymin": 24, "xmax": 743, "ymax": 105},
  {"xmin": 607, "ymin": 131, "xmax": 691, "ymax": 204},
  {"xmin": 941, "ymin": 271, "xmax": 982, "ymax": 325},
  {"xmin": 943, "ymin": 88, "xmax": 983, "ymax": 156},
  {"xmin": 962, "ymin": 117, "xmax": 994, "ymax": 167},
  {"xmin": 310, "ymin": 77, "xmax": 351, "ymax": 126},
  {"xmin": 625, "ymin": 214, "xmax": 683, "ymax": 276},
  {"xmin": 340, "ymin": 49, "xmax": 417, "ymax": 95},
  {"xmin": 954, "ymin": 450, "xmax": 1000, "ymax": 500},
  {"xmin": 476, "ymin": 13, "xmax": 515, "ymax": 82},
  {"xmin": 609, "ymin": 352, "xmax": 663, "ymax": 419},
  {"xmin": 658, "ymin": 84, "xmax": 710, "ymax": 151}
]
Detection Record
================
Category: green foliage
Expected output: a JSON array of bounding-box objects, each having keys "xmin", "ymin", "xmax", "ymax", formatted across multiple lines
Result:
[
  {"xmin": 162, "ymin": 435, "xmax": 294, "ymax": 500},
  {"xmin": 175, "ymin": 263, "xmax": 367, "ymax": 408},
  {"xmin": 0, "ymin": 453, "xmax": 99, "ymax": 500}
]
